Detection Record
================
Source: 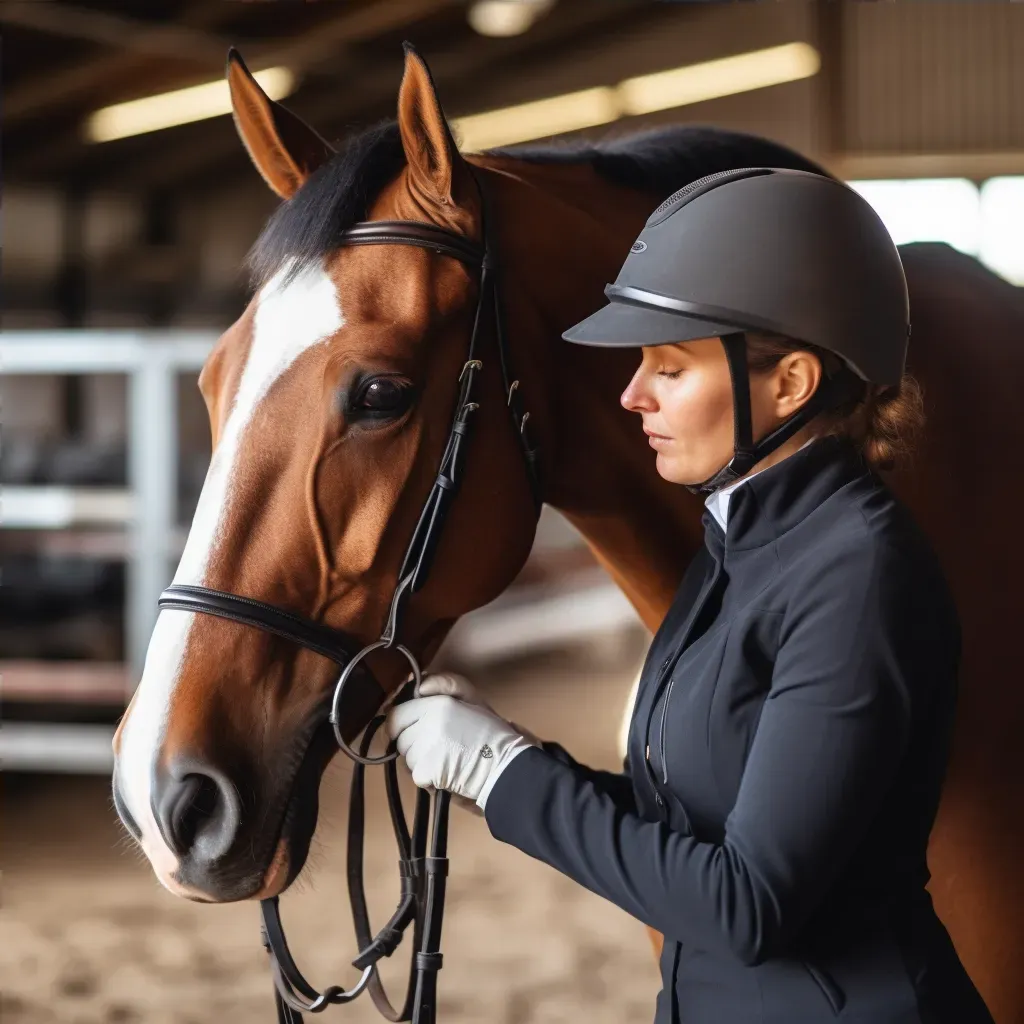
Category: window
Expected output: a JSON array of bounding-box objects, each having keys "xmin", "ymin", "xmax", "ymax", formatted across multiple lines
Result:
[{"xmin": 849, "ymin": 177, "xmax": 1023, "ymax": 285}]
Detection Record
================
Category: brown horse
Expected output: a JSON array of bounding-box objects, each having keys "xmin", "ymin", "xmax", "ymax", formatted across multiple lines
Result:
[{"xmin": 112, "ymin": 47, "xmax": 1023, "ymax": 1022}]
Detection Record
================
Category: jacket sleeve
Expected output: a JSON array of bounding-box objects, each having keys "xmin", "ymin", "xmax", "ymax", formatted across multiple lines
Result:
[
  {"xmin": 540, "ymin": 741, "xmax": 637, "ymax": 812},
  {"xmin": 485, "ymin": 539, "xmax": 940, "ymax": 966}
]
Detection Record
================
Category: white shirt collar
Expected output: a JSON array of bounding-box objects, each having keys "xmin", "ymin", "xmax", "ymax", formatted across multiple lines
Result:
[{"xmin": 704, "ymin": 435, "xmax": 819, "ymax": 532}]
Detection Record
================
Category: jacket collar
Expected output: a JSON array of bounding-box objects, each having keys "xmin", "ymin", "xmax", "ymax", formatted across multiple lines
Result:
[
  {"xmin": 703, "ymin": 435, "xmax": 819, "ymax": 532},
  {"xmin": 702, "ymin": 434, "xmax": 869, "ymax": 558}
]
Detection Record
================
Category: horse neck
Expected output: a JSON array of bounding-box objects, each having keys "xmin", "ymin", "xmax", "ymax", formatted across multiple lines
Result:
[{"xmin": 476, "ymin": 157, "xmax": 707, "ymax": 631}]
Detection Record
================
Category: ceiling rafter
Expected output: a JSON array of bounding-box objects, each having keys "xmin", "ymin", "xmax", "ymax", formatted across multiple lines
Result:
[
  {"xmin": 6, "ymin": 0, "xmax": 460, "ymax": 124},
  {"xmin": 3, "ymin": 1, "xmax": 237, "ymax": 122},
  {"xmin": 8, "ymin": 0, "xmax": 461, "ymax": 177},
  {"xmin": 258, "ymin": 0, "xmax": 462, "ymax": 69},
  {"xmin": 0, "ymin": 2, "xmax": 237, "ymax": 64},
  {"xmin": 102, "ymin": 0, "xmax": 655, "ymax": 191}
]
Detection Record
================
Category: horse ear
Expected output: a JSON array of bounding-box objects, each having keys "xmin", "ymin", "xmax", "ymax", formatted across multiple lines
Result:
[
  {"xmin": 227, "ymin": 48, "xmax": 334, "ymax": 199},
  {"xmin": 396, "ymin": 43, "xmax": 473, "ymax": 211}
]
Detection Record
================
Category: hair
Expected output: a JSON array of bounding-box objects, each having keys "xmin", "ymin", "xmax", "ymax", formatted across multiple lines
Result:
[
  {"xmin": 246, "ymin": 121, "xmax": 827, "ymax": 290},
  {"xmin": 744, "ymin": 333, "xmax": 925, "ymax": 472}
]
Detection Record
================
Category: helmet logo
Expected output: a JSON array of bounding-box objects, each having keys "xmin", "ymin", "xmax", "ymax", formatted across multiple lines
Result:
[{"xmin": 630, "ymin": 240, "xmax": 648, "ymax": 253}]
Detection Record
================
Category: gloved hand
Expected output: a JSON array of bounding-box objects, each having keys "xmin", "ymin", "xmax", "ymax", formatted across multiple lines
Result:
[
  {"xmin": 415, "ymin": 673, "xmax": 543, "ymax": 747},
  {"xmin": 386, "ymin": 673, "xmax": 538, "ymax": 812},
  {"xmin": 411, "ymin": 674, "xmax": 488, "ymax": 819},
  {"xmin": 416, "ymin": 672, "xmax": 492, "ymax": 707}
]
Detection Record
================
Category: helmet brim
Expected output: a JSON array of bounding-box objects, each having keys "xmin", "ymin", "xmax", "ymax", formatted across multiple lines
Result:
[{"xmin": 562, "ymin": 298, "xmax": 740, "ymax": 348}]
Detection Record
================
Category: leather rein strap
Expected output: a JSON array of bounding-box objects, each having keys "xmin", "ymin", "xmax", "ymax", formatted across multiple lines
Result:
[{"xmin": 156, "ymin": 188, "xmax": 540, "ymax": 1024}]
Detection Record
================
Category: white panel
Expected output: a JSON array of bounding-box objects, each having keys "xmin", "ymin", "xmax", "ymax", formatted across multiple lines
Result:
[
  {"xmin": 849, "ymin": 178, "xmax": 981, "ymax": 255},
  {"xmin": 2, "ymin": 486, "xmax": 134, "ymax": 528},
  {"xmin": 980, "ymin": 177, "xmax": 1024, "ymax": 285},
  {"xmin": 0, "ymin": 722, "xmax": 116, "ymax": 774}
]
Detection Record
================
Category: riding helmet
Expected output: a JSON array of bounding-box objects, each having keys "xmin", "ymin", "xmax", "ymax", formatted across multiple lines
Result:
[{"xmin": 562, "ymin": 167, "xmax": 910, "ymax": 493}]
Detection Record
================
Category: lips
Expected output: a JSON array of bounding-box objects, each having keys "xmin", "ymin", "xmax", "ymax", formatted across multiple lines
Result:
[
  {"xmin": 642, "ymin": 426, "xmax": 672, "ymax": 440},
  {"xmin": 643, "ymin": 427, "xmax": 672, "ymax": 445}
]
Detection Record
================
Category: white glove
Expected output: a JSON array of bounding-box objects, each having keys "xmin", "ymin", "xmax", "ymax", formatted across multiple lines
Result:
[
  {"xmin": 412, "ymin": 674, "xmax": 488, "ymax": 818},
  {"xmin": 415, "ymin": 672, "xmax": 491, "ymax": 706},
  {"xmin": 386, "ymin": 674, "xmax": 538, "ymax": 811},
  {"xmin": 416, "ymin": 673, "xmax": 544, "ymax": 748}
]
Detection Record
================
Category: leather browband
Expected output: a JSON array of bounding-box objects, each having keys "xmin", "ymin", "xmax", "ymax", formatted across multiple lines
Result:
[{"xmin": 338, "ymin": 221, "xmax": 484, "ymax": 268}]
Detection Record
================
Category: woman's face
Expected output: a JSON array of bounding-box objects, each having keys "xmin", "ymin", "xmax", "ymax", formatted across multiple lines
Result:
[{"xmin": 619, "ymin": 336, "xmax": 821, "ymax": 486}]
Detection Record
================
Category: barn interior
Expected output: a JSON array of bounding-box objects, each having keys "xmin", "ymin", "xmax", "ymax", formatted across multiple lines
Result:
[{"xmin": 3, "ymin": 2, "xmax": 1022, "ymax": 1022}]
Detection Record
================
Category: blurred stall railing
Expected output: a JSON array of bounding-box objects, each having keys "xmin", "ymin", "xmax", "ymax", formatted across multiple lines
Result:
[{"xmin": 1, "ymin": 330, "xmax": 216, "ymax": 771}]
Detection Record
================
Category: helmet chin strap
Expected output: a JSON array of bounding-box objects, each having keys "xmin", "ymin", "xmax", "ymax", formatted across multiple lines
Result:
[{"xmin": 683, "ymin": 332, "xmax": 859, "ymax": 496}]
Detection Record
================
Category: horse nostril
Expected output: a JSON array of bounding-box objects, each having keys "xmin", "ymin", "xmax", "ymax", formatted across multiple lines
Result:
[
  {"xmin": 154, "ymin": 761, "xmax": 242, "ymax": 863},
  {"xmin": 171, "ymin": 774, "xmax": 216, "ymax": 851}
]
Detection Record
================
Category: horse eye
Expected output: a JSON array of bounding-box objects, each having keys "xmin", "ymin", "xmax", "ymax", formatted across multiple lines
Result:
[{"xmin": 352, "ymin": 377, "xmax": 413, "ymax": 418}]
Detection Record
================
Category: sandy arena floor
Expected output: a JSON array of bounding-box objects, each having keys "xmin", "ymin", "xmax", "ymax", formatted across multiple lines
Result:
[{"xmin": 3, "ymin": 639, "xmax": 662, "ymax": 1024}]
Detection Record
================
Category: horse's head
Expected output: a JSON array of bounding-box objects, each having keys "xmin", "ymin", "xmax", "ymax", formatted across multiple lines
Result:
[{"xmin": 112, "ymin": 47, "xmax": 540, "ymax": 902}]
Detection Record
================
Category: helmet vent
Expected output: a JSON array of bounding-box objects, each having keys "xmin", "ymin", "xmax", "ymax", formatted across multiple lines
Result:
[{"xmin": 647, "ymin": 167, "xmax": 775, "ymax": 227}]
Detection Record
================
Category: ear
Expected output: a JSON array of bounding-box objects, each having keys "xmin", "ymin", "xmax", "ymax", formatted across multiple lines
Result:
[
  {"xmin": 227, "ymin": 48, "xmax": 334, "ymax": 199},
  {"xmin": 397, "ymin": 42, "xmax": 474, "ymax": 210}
]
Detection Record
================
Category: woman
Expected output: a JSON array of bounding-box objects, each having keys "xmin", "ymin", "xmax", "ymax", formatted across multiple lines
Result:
[{"xmin": 386, "ymin": 168, "xmax": 994, "ymax": 1023}]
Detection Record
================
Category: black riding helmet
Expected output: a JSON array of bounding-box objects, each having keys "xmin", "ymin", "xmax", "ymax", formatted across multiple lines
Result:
[{"xmin": 562, "ymin": 167, "xmax": 911, "ymax": 494}]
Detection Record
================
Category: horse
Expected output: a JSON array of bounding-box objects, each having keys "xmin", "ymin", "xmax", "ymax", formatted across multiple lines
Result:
[{"xmin": 111, "ymin": 45, "xmax": 1024, "ymax": 1022}]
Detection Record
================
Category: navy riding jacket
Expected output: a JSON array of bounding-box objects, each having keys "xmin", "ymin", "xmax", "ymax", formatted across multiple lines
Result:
[{"xmin": 484, "ymin": 434, "xmax": 993, "ymax": 1024}]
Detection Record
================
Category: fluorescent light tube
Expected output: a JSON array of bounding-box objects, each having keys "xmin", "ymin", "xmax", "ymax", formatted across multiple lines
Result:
[
  {"xmin": 453, "ymin": 42, "xmax": 821, "ymax": 152},
  {"xmin": 85, "ymin": 66, "xmax": 297, "ymax": 143},
  {"xmin": 454, "ymin": 86, "xmax": 618, "ymax": 151},
  {"xmin": 618, "ymin": 42, "xmax": 820, "ymax": 116}
]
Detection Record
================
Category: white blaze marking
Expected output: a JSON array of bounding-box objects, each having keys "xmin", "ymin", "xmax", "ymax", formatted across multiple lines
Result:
[{"xmin": 116, "ymin": 261, "xmax": 343, "ymax": 885}]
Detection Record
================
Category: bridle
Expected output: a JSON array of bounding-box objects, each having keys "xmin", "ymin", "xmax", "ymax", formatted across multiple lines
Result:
[{"xmin": 157, "ymin": 176, "xmax": 541, "ymax": 1023}]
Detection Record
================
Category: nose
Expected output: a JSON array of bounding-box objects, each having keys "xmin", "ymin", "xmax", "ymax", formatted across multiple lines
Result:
[
  {"xmin": 620, "ymin": 366, "xmax": 656, "ymax": 413},
  {"xmin": 153, "ymin": 758, "xmax": 242, "ymax": 864}
]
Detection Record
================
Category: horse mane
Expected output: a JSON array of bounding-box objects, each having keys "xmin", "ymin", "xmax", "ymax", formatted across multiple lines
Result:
[
  {"xmin": 486, "ymin": 125, "xmax": 827, "ymax": 195},
  {"xmin": 248, "ymin": 120, "xmax": 827, "ymax": 289}
]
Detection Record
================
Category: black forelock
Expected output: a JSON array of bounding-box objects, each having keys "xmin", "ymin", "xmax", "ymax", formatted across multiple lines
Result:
[{"xmin": 247, "ymin": 120, "xmax": 407, "ymax": 289}]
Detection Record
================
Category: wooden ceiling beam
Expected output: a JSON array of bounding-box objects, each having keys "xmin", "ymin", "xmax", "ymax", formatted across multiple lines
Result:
[
  {"xmin": 102, "ymin": 0, "xmax": 654, "ymax": 192},
  {"xmin": 7, "ymin": 0, "xmax": 463, "ymax": 177},
  {"xmin": 4, "ymin": 2, "xmax": 237, "ymax": 123},
  {"xmin": 259, "ymin": 0, "xmax": 463, "ymax": 69},
  {"xmin": 5, "ymin": 0, "xmax": 459, "ymax": 126},
  {"xmin": 0, "ymin": 2, "xmax": 235, "ymax": 64}
]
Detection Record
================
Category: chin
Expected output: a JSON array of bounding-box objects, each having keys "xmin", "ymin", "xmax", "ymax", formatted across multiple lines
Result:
[{"xmin": 654, "ymin": 453, "xmax": 689, "ymax": 485}]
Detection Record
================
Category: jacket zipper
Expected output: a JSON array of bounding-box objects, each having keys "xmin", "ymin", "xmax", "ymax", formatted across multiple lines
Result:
[{"xmin": 658, "ymin": 559, "xmax": 723, "ymax": 784}]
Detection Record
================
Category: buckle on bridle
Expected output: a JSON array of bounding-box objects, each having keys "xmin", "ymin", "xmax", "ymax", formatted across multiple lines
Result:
[{"xmin": 459, "ymin": 359, "xmax": 483, "ymax": 382}]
